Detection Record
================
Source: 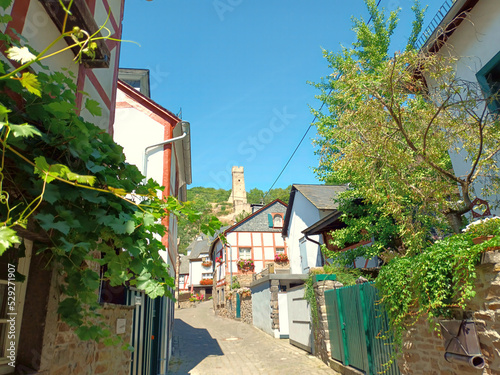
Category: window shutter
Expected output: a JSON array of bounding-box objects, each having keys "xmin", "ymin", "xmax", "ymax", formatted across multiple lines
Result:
[{"xmin": 268, "ymin": 214, "xmax": 273, "ymax": 228}]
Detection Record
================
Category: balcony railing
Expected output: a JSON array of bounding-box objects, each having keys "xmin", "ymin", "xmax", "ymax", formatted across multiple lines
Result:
[{"xmin": 415, "ymin": 0, "xmax": 457, "ymax": 50}]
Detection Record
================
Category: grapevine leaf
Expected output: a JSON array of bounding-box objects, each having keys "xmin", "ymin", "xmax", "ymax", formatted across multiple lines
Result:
[
  {"xmin": 0, "ymin": 104, "xmax": 10, "ymax": 121},
  {"xmin": 0, "ymin": 14, "xmax": 12, "ymax": 23},
  {"xmin": 34, "ymin": 156, "xmax": 55, "ymax": 183},
  {"xmin": 0, "ymin": 0, "xmax": 14, "ymax": 10},
  {"xmin": 46, "ymin": 102, "xmax": 74, "ymax": 119},
  {"xmin": 85, "ymin": 98, "xmax": 102, "ymax": 116},
  {"xmin": 35, "ymin": 213, "xmax": 70, "ymax": 235},
  {"xmin": 0, "ymin": 226, "xmax": 21, "ymax": 255},
  {"xmin": 65, "ymin": 171, "xmax": 96, "ymax": 186},
  {"xmin": 19, "ymin": 72, "xmax": 41, "ymax": 96},
  {"xmin": 9, "ymin": 123, "xmax": 42, "ymax": 138},
  {"xmin": 6, "ymin": 46, "xmax": 36, "ymax": 64}
]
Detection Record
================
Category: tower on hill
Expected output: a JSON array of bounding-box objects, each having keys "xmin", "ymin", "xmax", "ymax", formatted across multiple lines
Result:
[{"xmin": 227, "ymin": 166, "xmax": 251, "ymax": 218}]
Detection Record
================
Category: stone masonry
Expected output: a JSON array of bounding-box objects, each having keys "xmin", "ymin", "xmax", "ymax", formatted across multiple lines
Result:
[
  {"xmin": 313, "ymin": 280, "xmax": 344, "ymax": 364},
  {"xmin": 24, "ymin": 303, "xmax": 134, "ymax": 375},
  {"xmin": 399, "ymin": 250, "xmax": 500, "ymax": 375}
]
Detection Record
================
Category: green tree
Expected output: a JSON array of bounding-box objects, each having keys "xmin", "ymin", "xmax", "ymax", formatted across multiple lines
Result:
[{"xmin": 313, "ymin": 0, "xmax": 500, "ymax": 252}]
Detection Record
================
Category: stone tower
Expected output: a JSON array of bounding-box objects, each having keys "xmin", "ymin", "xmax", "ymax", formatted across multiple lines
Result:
[{"xmin": 228, "ymin": 166, "xmax": 251, "ymax": 218}]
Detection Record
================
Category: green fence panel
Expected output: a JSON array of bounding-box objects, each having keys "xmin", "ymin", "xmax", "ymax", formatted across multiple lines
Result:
[
  {"xmin": 324, "ymin": 289, "xmax": 344, "ymax": 363},
  {"xmin": 339, "ymin": 285, "xmax": 369, "ymax": 373},
  {"xmin": 362, "ymin": 284, "xmax": 401, "ymax": 375}
]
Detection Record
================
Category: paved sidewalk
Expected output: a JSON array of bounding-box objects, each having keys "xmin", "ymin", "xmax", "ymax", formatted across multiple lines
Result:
[{"xmin": 168, "ymin": 301, "xmax": 337, "ymax": 375}]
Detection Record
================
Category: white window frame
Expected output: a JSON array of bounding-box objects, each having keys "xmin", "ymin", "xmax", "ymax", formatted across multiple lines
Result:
[{"xmin": 238, "ymin": 247, "xmax": 251, "ymax": 260}]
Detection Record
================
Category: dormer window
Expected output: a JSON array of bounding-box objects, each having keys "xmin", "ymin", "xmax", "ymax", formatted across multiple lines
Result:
[{"xmin": 268, "ymin": 213, "xmax": 284, "ymax": 228}]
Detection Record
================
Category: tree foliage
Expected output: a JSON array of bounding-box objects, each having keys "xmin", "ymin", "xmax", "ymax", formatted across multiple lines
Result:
[{"xmin": 313, "ymin": 0, "xmax": 500, "ymax": 252}]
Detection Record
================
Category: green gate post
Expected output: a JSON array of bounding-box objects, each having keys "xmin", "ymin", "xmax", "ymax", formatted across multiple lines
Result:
[
  {"xmin": 359, "ymin": 283, "xmax": 374, "ymax": 374},
  {"xmin": 236, "ymin": 293, "xmax": 241, "ymax": 318}
]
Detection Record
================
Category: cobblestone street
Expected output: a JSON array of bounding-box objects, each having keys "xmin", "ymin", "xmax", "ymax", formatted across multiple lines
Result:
[{"xmin": 168, "ymin": 301, "xmax": 337, "ymax": 375}]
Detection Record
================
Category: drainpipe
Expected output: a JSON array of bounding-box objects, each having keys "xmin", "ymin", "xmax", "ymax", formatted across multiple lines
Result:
[
  {"xmin": 227, "ymin": 243, "xmax": 233, "ymax": 289},
  {"xmin": 142, "ymin": 121, "xmax": 190, "ymax": 180}
]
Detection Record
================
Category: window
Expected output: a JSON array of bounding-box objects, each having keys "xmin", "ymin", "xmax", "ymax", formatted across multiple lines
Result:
[
  {"xmin": 276, "ymin": 247, "xmax": 285, "ymax": 255},
  {"xmin": 476, "ymin": 51, "xmax": 500, "ymax": 113},
  {"xmin": 268, "ymin": 213, "xmax": 284, "ymax": 228},
  {"xmin": 239, "ymin": 247, "xmax": 251, "ymax": 260},
  {"xmin": 202, "ymin": 273, "xmax": 212, "ymax": 280},
  {"xmin": 273, "ymin": 214, "xmax": 283, "ymax": 228},
  {"xmin": 39, "ymin": 0, "xmax": 111, "ymax": 68}
]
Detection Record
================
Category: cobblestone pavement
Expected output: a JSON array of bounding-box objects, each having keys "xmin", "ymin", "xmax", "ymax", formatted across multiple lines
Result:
[{"xmin": 168, "ymin": 301, "xmax": 338, "ymax": 375}]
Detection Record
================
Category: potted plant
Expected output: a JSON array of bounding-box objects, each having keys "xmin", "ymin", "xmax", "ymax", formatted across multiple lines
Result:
[
  {"xmin": 215, "ymin": 256, "xmax": 224, "ymax": 264},
  {"xmin": 236, "ymin": 259, "xmax": 254, "ymax": 271},
  {"xmin": 239, "ymin": 287, "xmax": 251, "ymax": 298},
  {"xmin": 274, "ymin": 253, "xmax": 289, "ymax": 263},
  {"xmin": 462, "ymin": 216, "xmax": 500, "ymax": 244},
  {"xmin": 202, "ymin": 260, "xmax": 212, "ymax": 267}
]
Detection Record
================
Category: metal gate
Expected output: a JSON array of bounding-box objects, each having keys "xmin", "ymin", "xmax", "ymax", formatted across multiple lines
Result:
[
  {"xmin": 127, "ymin": 289, "xmax": 174, "ymax": 375},
  {"xmin": 128, "ymin": 289, "xmax": 153, "ymax": 375},
  {"xmin": 287, "ymin": 285, "xmax": 312, "ymax": 353},
  {"xmin": 325, "ymin": 283, "xmax": 400, "ymax": 375}
]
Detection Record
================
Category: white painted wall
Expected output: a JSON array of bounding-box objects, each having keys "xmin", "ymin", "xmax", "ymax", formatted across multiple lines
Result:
[
  {"xmin": 190, "ymin": 261, "xmax": 213, "ymax": 286},
  {"xmin": 286, "ymin": 192, "xmax": 323, "ymax": 274},
  {"xmin": 251, "ymin": 282, "xmax": 272, "ymax": 336},
  {"xmin": 113, "ymin": 100, "xmax": 166, "ymax": 184},
  {"xmin": 433, "ymin": 0, "xmax": 500, "ymax": 214},
  {"xmin": 278, "ymin": 292, "xmax": 289, "ymax": 338}
]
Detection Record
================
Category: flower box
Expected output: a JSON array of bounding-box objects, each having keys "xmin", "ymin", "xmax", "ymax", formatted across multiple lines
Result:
[
  {"xmin": 274, "ymin": 254, "xmax": 289, "ymax": 263},
  {"xmin": 202, "ymin": 261, "xmax": 212, "ymax": 267},
  {"xmin": 200, "ymin": 279, "xmax": 213, "ymax": 285},
  {"xmin": 236, "ymin": 259, "xmax": 254, "ymax": 271}
]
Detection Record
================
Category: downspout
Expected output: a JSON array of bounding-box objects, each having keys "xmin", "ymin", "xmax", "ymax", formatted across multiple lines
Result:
[
  {"xmin": 227, "ymin": 243, "xmax": 233, "ymax": 289},
  {"xmin": 142, "ymin": 121, "xmax": 190, "ymax": 181}
]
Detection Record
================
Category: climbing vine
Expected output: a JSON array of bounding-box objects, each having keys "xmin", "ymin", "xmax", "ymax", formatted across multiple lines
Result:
[
  {"xmin": 376, "ymin": 225, "xmax": 500, "ymax": 350},
  {"xmin": 0, "ymin": 1, "xmax": 221, "ymax": 342}
]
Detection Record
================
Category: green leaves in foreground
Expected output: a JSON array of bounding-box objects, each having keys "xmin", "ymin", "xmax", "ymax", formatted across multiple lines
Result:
[
  {"xmin": 34, "ymin": 156, "xmax": 96, "ymax": 185},
  {"xmin": 0, "ymin": 227, "xmax": 21, "ymax": 255}
]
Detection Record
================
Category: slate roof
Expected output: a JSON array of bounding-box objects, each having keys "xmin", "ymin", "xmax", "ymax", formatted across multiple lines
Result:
[
  {"xmin": 293, "ymin": 184, "xmax": 347, "ymax": 210},
  {"xmin": 186, "ymin": 234, "xmax": 210, "ymax": 260},
  {"xmin": 179, "ymin": 255, "xmax": 190, "ymax": 274}
]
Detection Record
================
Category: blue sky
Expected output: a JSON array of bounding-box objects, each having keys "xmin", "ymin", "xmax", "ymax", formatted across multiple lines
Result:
[{"xmin": 119, "ymin": 0, "xmax": 444, "ymax": 192}]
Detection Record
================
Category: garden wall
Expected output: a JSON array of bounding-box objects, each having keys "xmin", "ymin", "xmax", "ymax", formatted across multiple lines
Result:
[{"xmin": 399, "ymin": 250, "xmax": 500, "ymax": 375}]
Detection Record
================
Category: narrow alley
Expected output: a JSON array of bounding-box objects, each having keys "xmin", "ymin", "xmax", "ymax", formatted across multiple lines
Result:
[{"xmin": 168, "ymin": 301, "xmax": 336, "ymax": 375}]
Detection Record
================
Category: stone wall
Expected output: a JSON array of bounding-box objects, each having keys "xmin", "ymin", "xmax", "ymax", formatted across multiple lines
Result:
[
  {"xmin": 399, "ymin": 250, "xmax": 500, "ymax": 375},
  {"xmin": 214, "ymin": 273, "xmax": 254, "ymax": 318},
  {"xmin": 270, "ymin": 279, "xmax": 279, "ymax": 331},
  {"xmin": 17, "ymin": 264, "xmax": 134, "ymax": 375},
  {"xmin": 48, "ymin": 304, "xmax": 134, "ymax": 375},
  {"xmin": 312, "ymin": 279, "xmax": 344, "ymax": 363}
]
